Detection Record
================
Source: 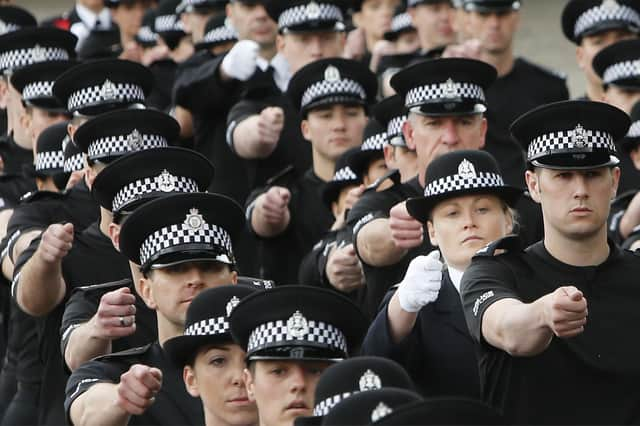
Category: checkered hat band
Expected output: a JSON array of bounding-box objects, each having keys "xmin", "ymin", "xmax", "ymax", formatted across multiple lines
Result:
[
  {"xmin": 155, "ymin": 14, "xmax": 184, "ymax": 32},
  {"xmin": 301, "ymin": 78, "xmax": 366, "ymax": 109},
  {"xmin": 388, "ymin": 115, "xmax": 407, "ymax": 138},
  {"xmin": 67, "ymin": 82, "xmax": 146, "ymax": 112},
  {"xmin": 527, "ymin": 129, "xmax": 615, "ymax": 160},
  {"xmin": 603, "ymin": 60, "xmax": 640, "ymax": 84},
  {"xmin": 0, "ymin": 47, "xmax": 69, "ymax": 72},
  {"xmin": 202, "ymin": 26, "xmax": 237, "ymax": 44},
  {"xmin": 112, "ymin": 175, "xmax": 199, "ymax": 212},
  {"xmin": 247, "ymin": 319, "xmax": 347, "ymax": 354},
  {"xmin": 362, "ymin": 132, "xmax": 387, "ymax": 151},
  {"xmin": 424, "ymin": 172, "xmax": 505, "ymax": 197},
  {"xmin": 22, "ymin": 81, "xmax": 54, "ymax": 101},
  {"xmin": 184, "ymin": 316, "xmax": 229, "ymax": 336},
  {"xmin": 405, "ymin": 82, "xmax": 485, "ymax": 107},
  {"xmin": 87, "ymin": 134, "xmax": 168, "ymax": 160},
  {"xmin": 35, "ymin": 150, "xmax": 65, "ymax": 171},
  {"xmin": 391, "ymin": 12, "xmax": 413, "ymax": 32},
  {"xmin": 407, "ymin": 0, "xmax": 422, "ymax": 6},
  {"xmin": 278, "ymin": 3, "xmax": 344, "ymax": 29},
  {"xmin": 137, "ymin": 26, "xmax": 158, "ymax": 43},
  {"xmin": 64, "ymin": 153, "xmax": 85, "ymax": 173},
  {"xmin": 332, "ymin": 166, "xmax": 357, "ymax": 182},
  {"xmin": 140, "ymin": 221, "xmax": 232, "ymax": 266},
  {"xmin": 313, "ymin": 392, "xmax": 353, "ymax": 416},
  {"xmin": 628, "ymin": 120, "xmax": 640, "ymax": 137},
  {"xmin": 574, "ymin": 3, "xmax": 640, "ymax": 38}
]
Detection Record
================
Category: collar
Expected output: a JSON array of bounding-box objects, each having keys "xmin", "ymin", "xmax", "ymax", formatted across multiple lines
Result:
[
  {"xmin": 257, "ymin": 53, "xmax": 292, "ymax": 92},
  {"xmin": 447, "ymin": 266, "xmax": 464, "ymax": 294},
  {"xmin": 531, "ymin": 238, "xmax": 622, "ymax": 272},
  {"xmin": 75, "ymin": 3, "xmax": 111, "ymax": 29}
]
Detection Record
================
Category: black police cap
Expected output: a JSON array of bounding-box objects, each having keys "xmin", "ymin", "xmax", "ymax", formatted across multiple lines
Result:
[
  {"xmin": 0, "ymin": 5, "xmax": 37, "ymax": 34},
  {"xmin": 63, "ymin": 135, "xmax": 85, "ymax": 174},
  {"xmin": 265, "ymin": 0, "xmax": 348, "ymax": 33},
  {"xmin": 77, "ymin": 29, "xmax": 123, "ymax": 61},
  {"xmin": 322, "ymin": 147, "xmax": 362, "ymax": 208},
  {"xmin": 383, "ymin": 6, "xmax": 415, "ymax": 41},
  {"xmin": 593, "ymin": 38, "xmax": 640, "ymax": 90},
  {"xmin": 562, "ymin": 0, "xmax": 640, "ymax": 44},
  {"xmin": 349, "ymin": 118, "xmax": 387, "ymax": 178},
  {"xmin": 407, "ymin": 0, "xmax": 453, "ymax": 8},
  {"xmin": 374, "ymin": 397, "xmax": 506, "ymax": 425},
  {"xmin": 622, "ymin": 99, "xmax": 640, "ymax": 152},
  {"xmin": 372, "ymin": 95, "xmax": 408, "ymax": 147},
  {"xmin": 34, "ymin": 122, "xmax": 68, "ymax": 176},
  {"xmin": 135, "ymin": 11, "xmax": 159, "ymax": 48},
  {"xmin": 322, "ymin": 388, "xmax": 422, "ymax": 425},
  {"xmin": 10, "ymin": 60, "xmax": 78, "ymax": 111},
  {"xmin": 462, "ymin": 0, "xmax": 521, "ymax": 12},
  {"xmin": 0, "ymin": 27, "xmax": 77, "ymax": 74},
  {"xmin": 195, "ymin": 14, "xmax": 238, "ymax": 50},
  {"xmin": 176, "ymin": 0, "xmax": 228, "ymax": 14}
]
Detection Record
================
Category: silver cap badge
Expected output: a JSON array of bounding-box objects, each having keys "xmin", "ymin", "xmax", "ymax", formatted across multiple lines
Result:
[
  {"xmin": 359, "ymin": 369, "xmax": 382, "ymax": 391},
  {"xmin": 156, "ymin": 169, "xmax": 177, "ymax": 192},
  {"xmin": 287, "ymin": 310, "xmax": 309, "ymax": 339},
  {"xmin": 126, "ymin": 129, "xmax": 142, "ymax": 150},
  {"xmin": 457, "ymin": 159, "xmax": 477, "ymax": 179},
  {"xmin": 184, "ymin": 208, "xmax": 205, "ymax": 231},
  {"xmin": 100, "ymin": 79, "xmax": 117, "ymax": 100},
  {"xmin": 324, "ymin": 65, "xmax": 341, "ymax": 82},
  {"xmin": 441, "ymin": 78, "xmax": 459, "ymax": 99},
  {"xmin": 306, "ymin": 1, "xmax": 321, "ymax": 20},
  {"xmin": 572, "ymin": 124, "xmax": 586, "ymax": 147}
]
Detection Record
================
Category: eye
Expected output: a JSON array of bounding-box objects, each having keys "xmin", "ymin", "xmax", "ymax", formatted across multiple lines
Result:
[
  {"xmin": 445, "ymin": 210, "xmax": 458, "ymax": 217},
  {"xmin": 270, "ymin": 367, "xmax": 286, "ymax": 376},
  {"xmin": 209, "ymin": 356, "xmax": 226, "ymax": 367}
]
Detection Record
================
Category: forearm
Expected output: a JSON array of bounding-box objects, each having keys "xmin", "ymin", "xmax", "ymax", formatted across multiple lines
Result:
[
  {"xmin": 70, "ymin": 383, "xmax": 130, "ymax": 426},
  {"xmin": 481, "ymin": 298, "xmax": 553, "ymax": 357},
  {"xmin": 65, "ymin": 319, "xmax": 113, "ymax": 372},
  {"xmin": 16, "ymin": 251, "xmax": 66, "ymax": 316},
  {"xmin": 232, "ymin": 116, "xmax": 277, "ymax": 159},
  {"xmin": 387, "ymin": 291, "xmax": 418, "ymax": 344},
  {"xmin": 357, "ymin": 219, "xmax": 407, "ymax": 267}
]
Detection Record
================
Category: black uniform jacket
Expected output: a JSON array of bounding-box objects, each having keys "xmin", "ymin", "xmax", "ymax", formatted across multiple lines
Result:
[
  {"xmin": 461, "ymin": 235, "xmax": 640, "ymax": 424},
  {"xmin": 361, "ymin": 271, "xmax": 480, "ymax": 399}
]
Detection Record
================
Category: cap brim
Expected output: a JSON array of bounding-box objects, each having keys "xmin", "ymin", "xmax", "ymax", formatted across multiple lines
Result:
[
  {"xmin": 164, "ymin": 334, "xmax": 233, "ymax": 368},
  {"xmin": 579, "ymin": 20, "xmax": 640, "ymax": 41},
  {"xmin": 410, "ymin": 102, "xmax": 487, "ymax": 116},
  {"xmin": 150, "ymin": 254, "xmax": 235, "ymax": 270},
  {"xmin": 530, "ymin": 154, "xmax": 620, "ymax": 170}
]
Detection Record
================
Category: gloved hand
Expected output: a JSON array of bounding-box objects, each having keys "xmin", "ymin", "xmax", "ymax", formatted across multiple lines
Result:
[
  {"xmin": 220, "ymin": 40, "xmax": 260, "ymax": 82},
  {"xmin": 397, "ymin": 250, "xmax": 443, "ymax": 312}
]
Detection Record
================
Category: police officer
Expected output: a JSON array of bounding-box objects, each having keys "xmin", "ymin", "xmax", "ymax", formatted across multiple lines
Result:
[
  {"xmin": 42, "ymin": 0, "xmax": 113, "ymax": 47},
  {"xmin": 66, "ymin": 192, "xmax": 246, "ymax": 425},
  {"xmin": 177, "ymin": 0, "xmax": 228, "ymax": 43},
  {"xmin": 461, "ymin": 100, "xmax": 640, "ymax": 424},
  {"xmin": 406, "ymin": 0, "xmax": 456, "ymax": 56}
]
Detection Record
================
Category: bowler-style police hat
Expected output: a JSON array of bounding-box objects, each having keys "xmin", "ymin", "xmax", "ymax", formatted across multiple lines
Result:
[
  {"xmin": 593, "ymin": 38, "xmax": 640, "ymax": 90},
  {"xmin": 0, "ymin": 6, "xmax": 37, "ymax": 35},
  {"xmin": 349, "ymin": 119, "xmax": 387, "ymax": 178},
  {"xmin": 195, "ymin": 15, "xmax": 238, "ymax": 50},
  {"xmin": 11, "ymin": 60, "xmax": 77, "ymax": 112},
  {"xmin": 383, "ymin": 6, "xmax": 415, "ymax": 41},
  {"xmin": 622, "ymin": 100, "xmax": 640, "ymax": 152},
  {"xmin": 322, "ymin": 147, "xmax": 362, "ymax": 208},
  {"xmin": 562, "ymin": 0, "xmax": 640, "ymax": 44},
  {"xmin": 34, "ymin": 122, "xmax": 68, "ymax": 177},
  {"xmin": 322, "ymin": 388, "xmax": 423, "ymax": 425},
  {"xmin": 373, "ymin": 95, "xmax": 409, "ymax": 148},
  {"xmin": 0, "ymin": 27, "xmax": 76, "ymax": 75}
]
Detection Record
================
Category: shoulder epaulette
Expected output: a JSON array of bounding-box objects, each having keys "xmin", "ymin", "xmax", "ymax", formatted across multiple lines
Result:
[
  {"xmin": 473, "ymin": 235, "xmax": 522, "ymax": 258},
  {"xmin": 20, "ymin": 190, "xmax": 65, "ymax": 204},
  {"xmin": 237, "ymin": 276, "xmax": 274, "ymax": 290},
  {"xmin": 94, "ymin": 343, "xmax": 154, "ymax": 362},
  {"xmin": 519, "ymin": 58, "xmax": 567, "ymax": 80},
  {"xmin": 74, "ymin": 278, "xmax": 133, "ymax": 293}
]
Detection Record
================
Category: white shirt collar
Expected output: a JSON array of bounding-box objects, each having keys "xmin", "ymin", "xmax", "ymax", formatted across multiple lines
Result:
[
  {"xmin": 256, "ymin": 53, "xmax": 292, "ymax": 93},
  {"xmin": 447, "ymin": 266, "xmax": 464, "ymax": 294},
  {"xmin": 75, "ymin": 3, "xmax": 111, "ymax": 29}
]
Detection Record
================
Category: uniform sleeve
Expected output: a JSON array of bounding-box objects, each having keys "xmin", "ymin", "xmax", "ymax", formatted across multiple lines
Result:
[
  {"xmin": 298, "ymin": 238, "xmax": 329, "ymax": 288},
  {"xmin": 60, "ymin": 288, "xmax": 100, "ymax": 364},
  {"xmin": 460, "ymin": 256, "xmax": 522, "ymax": 345},
  {"xmin": 11, "ymin": 236, "xmax": 40, "ymax": 300},
  {"xmin": 346, "ymin": 191, "xmax": 393, "ymax": 262}
]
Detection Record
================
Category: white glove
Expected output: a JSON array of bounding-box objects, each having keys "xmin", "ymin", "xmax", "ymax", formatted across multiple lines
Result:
[
  {"xmin": 397, "ymin": 250, "xmax": 443, "ymax": 312},
  {"xmin": 220, "ymin": 40, "xmax": 260, "ymax": 82}
]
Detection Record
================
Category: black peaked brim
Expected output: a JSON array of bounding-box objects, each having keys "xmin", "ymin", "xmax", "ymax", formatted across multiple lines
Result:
[
  {"xmin": 406, "ymin": 186, "xmax": 523, "ymax": 224},
  {"xmin": 322, "ymin": 180, "xmax": 360, "ymax": 209},
  {"xmin": 164, "ymin": 334, "xmax": 233, "ymax": 368},
  {"xmin": 349, "ymin": 150, "xmax": 384, "ymax": 178}
]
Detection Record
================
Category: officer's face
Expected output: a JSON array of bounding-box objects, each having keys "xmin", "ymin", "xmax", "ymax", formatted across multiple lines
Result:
[
  {"xmin": 28, "ymin": 108, "xmax": 69, "ymax": 150},
  {"xmin": 227, "ymin": 2, "xmax": 277, "ymax": 48},
  {"xmin": 603, "ymin": 85, "xmax": 640, "ymax": 114},
  {"xmin": 184, "ymin": 343, "xmax": 258, "ymax": 426},
  {"xmin": 427, "ymin": 194, "xmax": 512, "ymax": 270},
  {"xmin": 353, "ymin": 0, "xmax": 400, "ymax": 43},
  {"xmin": 404, "ymin": 112, "xmax": 486, "ymax": 184},
  {"xmin": 464, "ymin": 10, "xmax": 519, "ymax": 55},
  {"xmin": 578, "ymin": 29, "xmax": 636, "ymax": 87},
  {"xmin": 526, "ymin": 167, "xmax": 620, "ymax": 241},
  {"xmin": 244, "ymin": 360, "xmax": 331, "ymax": 426},
  {"xmin": 140, "ymin": 261, "xmax": 238, "ymax": 327},
  {"xmin": 277, "ymin": 31, "xmax": 346, "ymax": 74},
  {"xmin": 332, "ymin": 184, "xmax": 359, "ymax": 219},
  {"xmin": 408, "ymin": 2, "xmax": 456, "ymax": 49},
  {"xmin": 395, "ymin": 31, "xmax": 421, "ymax": 53},
  {"xmin": 301, "ymin": 104, "xmax": 367, "ymax": 164},
  {"xmin": 111, "ymin": 2, "xmax": 150, "ymax": 40}
]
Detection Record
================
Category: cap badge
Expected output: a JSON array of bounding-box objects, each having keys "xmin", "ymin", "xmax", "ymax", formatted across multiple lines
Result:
[
  {"xmin": 31, "ymin": 44, "xmax": 46, "ymax": 62},
  {"xmin": 226, "ymin": 296, "xmax": 240, "ymax": 317},
  {"xmin": 286, "ymin": 310, "xmax": 309, "ymax": 339},
  {"xmin": 457, "ymin": 159, "xmax": 477, "ymax": 179},
  {"xmin": 572, "ymin": 124, "xmax": 586, "ymax": 147},
  {"xmin": 100, "ymin": 79, "xmax": 117, "ymax": 100},
  {"xmin": 126, "ymin": 129, "xmax": 142, "ymax": 150},
  {"xmin": 184, "ymin": 208, "xmax": 205, "ymax": 231},
  {"xmin": 0, "ymin": 20, "xmax": 7, "ymax": 36},
  {"xmin": 324, "ymin": 65, "xmax": 341, "ymax": 82},
  {"xmin": 155, "ymin": 169, "xmax": 177, "ymax": 192},
  {"xmin": 442, "ymin": 78, "xmax": 459, "ymax": 99},
  {"xmin": 602, "ymin": 0, "xmax": 619, "ymax": 10},
  {"xmin": 359, "ymin": 369, "xmax": 382, "ymax": 391},
  {"xmin": 306, "ymin": 1, "xmax": 321, "ymax": 20},
  {"xmin": 371, "ymin": 402, "xmax": 393, "ymax": 423}
]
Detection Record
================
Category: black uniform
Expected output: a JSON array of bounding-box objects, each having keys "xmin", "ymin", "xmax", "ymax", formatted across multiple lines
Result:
[
  {"xmin": 13, "ymin": 222, "xmax": 131, "ymax": 426},
  {"xmin": 65, "ymin": 342, "xmax": 204, "ymax": 425},
  {"xmin": 361, "ymin": 271, "xmax": 480, "ymax": 399},
  {"xmin": 147, "ymin": 59, "xmax": 178, "ymax": 113},
  {"xmin": 298, "ymin": 227, "xmax": 352, "ymax": 291},
  {"xmin": 0, "ymin": 134, "xmax": 36, "ymax": 208},
  {"xmin": 461, "ymin": 236, "xmax": 640, "ymax": 424}
]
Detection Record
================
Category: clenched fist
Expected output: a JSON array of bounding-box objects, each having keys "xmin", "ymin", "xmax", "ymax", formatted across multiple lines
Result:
[
  {"xmin": 389, "ymin": 201, "xmax": 423, "ymax": 249},
  {"xmin": 39, "ymin": 223, "xmax": 74, "ymax": 263},
  {"xmin": 220, "ymin": 39, "xmax": 260, "ymax": 81},
  {"xmin": 543, "ymin": 286, "xmax": 588, "ymax": 339},
  {"xmin": 326, "ymin": 244, "xmax": 364, "ymax": 293},
  {"xmin": 256, "ymin": 186, "xmax": 291, "ymax": 226},
  {"xmin": 90, "ymin": 287, "xmax": 137, "ymax": 340},
  {"xmin": 397, "ymin": 250, "xmax": 443, "ymax": 312},
  {"xmin": 117, "ymin": 364, "xmax": 162, "ymax": 416},
  {"xmin": 256, "ymin": 106, "xmax": 285, "ymax": 150}
]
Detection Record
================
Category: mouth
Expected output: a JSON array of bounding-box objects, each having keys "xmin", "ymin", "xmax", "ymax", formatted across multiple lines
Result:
[
  {"xmin": 286, "ymin": 401, "xmax": 309, "ymax": 412},
  {"xmin": 227, "ymin": 397, "xmax": 251, "ymax": 405},
  {"xmin": 570, "ymin": 207, "xmax": 592, "ymax": 214},
  {"xmin": 462, "ymin": 236, "xmax": 483, "ymax": 244}
]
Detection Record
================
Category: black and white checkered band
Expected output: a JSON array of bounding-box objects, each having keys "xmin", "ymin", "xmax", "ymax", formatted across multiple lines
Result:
[
  {"xmin": 35, "ymin": 150, "xmax": 64, "ymax": 171},
  {"xmin": 603, "ymin": 60, "xmax": 640, "ymax": 84},
  {"xmin": 247, "ymin": 314, "xmax": 347, "ymax": 354},
  {"xmin": 405, "ymin": 80, "xmax": 485, "ymax": 108},
  {"xmin": 155, "ymin": 14, "xmax": 185, "ymax": 33},
  {"xmin": 628, "ymin": 120, "xmax": 640, "ymax": 137},
  {"xmin": 362, "ymin": 132, "xmax": 387, "ymax": 151},
  {"xmin": 278, "ymin": 2, "xmax": 344, "ymax": 29},
  {"xmin": 387, "ymin": 115, "xmax": 407, "ymax": 138},
  {"xmin": 87, "ymin": 132, "xmax": 168, "ymax": 160},
  {"xmin": 184, "ymin": 316, "xmax": 229, "ymax": 336},
  {"xmin": 0, "ymin": 21, "xmax": 20, "ymax": 36},
  {"xmin": 332, "ymin": 166, "xmax": 357, "ymax": 182},
  {"xmin": 112, "ymin": 173, "xmax": 199, "ymax": 212},
  {"xmin": 202, "ymin": 25, "xmax": 237, "ymax": 45},
  {"xmin": 527, "ymin": 126, "xmax": 616, "ymax": 160},
  {"xmin": 0, "ymin": 46, "xmax": 69, "ymax": 72},
  {"xmin": 137, "ymin": 26, "xmax": 158, "ymax": 44},
  {"xmin": 390, "ymin": 12, "xmax": 413, "ymax": 33},
  {"xmin": 67, "ymin": 80, "xmax": 146, "ymax": 112},
  {"xmin": 574, "ymin": 1, "xmax": 640, "ymax": 38},
  {"xmin": 22, "ymin": 80, "xmax": 54, "ymax": 101},
  {"xmin": 64, "ymin": 152, "xmax": 85, "ymax": 173},
  {"xmin": 313, "ymin": 392, "xmax": 353, "ymax": 416},
  {"xmin": 424, "ymin": 171, "xmax": 505, "ymax": 197},
  {"xmin": 301, "ymin": 78, "xmax": 366, "ymax": 109},
  {"xmin": 140, "ymin": 219, "xmax": 233, "ymax": 266}
]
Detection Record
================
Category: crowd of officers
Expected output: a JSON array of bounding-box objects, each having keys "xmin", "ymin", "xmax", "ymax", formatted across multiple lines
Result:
[{"xmin": 0, "ymin": 0, "xmax": 637, "ymax": 425}]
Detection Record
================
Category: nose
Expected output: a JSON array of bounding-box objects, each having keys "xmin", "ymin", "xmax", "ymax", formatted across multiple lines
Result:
[
  {"xmin": 184, "ymin": 266, "xmax": 206, "ymax": 289},
  {"xmin": 462, "ymin": 209, "xmax": 477, "ymax": 230},
  {"xmin": 573, "ymin": 175, "xmax": 589, "ymax": 200},
  {"xmin": 288, "ymin": 364, "xmax": 306, "ymax": 394},
  {"xmin": 441, "ymin": 120, "xmax": 460, "ymax": 146},
  {"xmin": 330, "ymin": 112, "xmax": 347, "ymax": 131}
]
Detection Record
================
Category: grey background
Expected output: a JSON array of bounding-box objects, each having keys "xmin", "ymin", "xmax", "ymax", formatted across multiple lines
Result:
[{"xmin": 16, "ymin": 0, "xmax": 586, "ymax": 96}]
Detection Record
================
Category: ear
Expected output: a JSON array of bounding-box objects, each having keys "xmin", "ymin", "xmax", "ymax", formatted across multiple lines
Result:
[
  {"xmin": 525, "ymin": 170, "xmax": 541, "ymax": 204},
  {"xmin": 402, "ymin": 119, "xmax": 416, "ymax": 151},
  {"xmin": 139, "ymin": 274, "xmax": 158, "ymax": 310},
  {"xmin": 244, "ymin": 368, "xmax": 256, "ymax": 402},
  {"xmin": 183, "ymin": 365, "xmax": 201, "ymax": 398},
  {"xmin": 383, "ymin": 144, "xmax": 397, "ymax": 170},
  {"xmin": 611, "ymin": 166, "xmax": 621, "ymax": 199},
  {"xmin": 276, "ymin": 34, "xmax": 285, "ymax": 53},
  {"xmin": 478, "ymin": 117, "xmax": 488, "ymax": 149},
  {"xmin": 575, "ymin": 45, "xmax": 586, "ymax": 71},
  {"xmin": 426, "ymin": 220, "xmax": 438, "ymax": 247},
  {"xmin": 108, "ymin": 222, "xmax": 120, "ymax": 251},
  {"xmin": 230, "ymin": 270, "xmax": 238, "ymax": 284},
  {"xmin": 300, "ymin": 119, "xmax": 312, "ymax": 142},
  {"xmin": 331, "ymin": 200, "xmax": 340, "ymax": 218}
]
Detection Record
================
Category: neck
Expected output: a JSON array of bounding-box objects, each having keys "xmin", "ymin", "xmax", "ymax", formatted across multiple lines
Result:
[
  {"xmin": 365, "ymin": 33, "xmax": 379, "ymax": 56},
  {"xmin": 586, "ymin": 79, "xmax": 604, "ymax": 102},
  {"xmin": 157, "ymin": 315, "xmax": 184, "ymax": 347},
  {"xmin": 312, "ymin": 150, "xmax": 336, "ymax": 182},
  {"xmin": 480, "ymin": 48, "xmax": 515, "ymax": 77},
  {"xmin": 259, "ymin": 44, "xmax": 277, "ymax": 61},
  {"xmin": 99, "ymin": 207, "xmax": 112, "ymax": 237},
  {"xmin": 12, "ymin": 131, "xmax": 31, "ymax": 151},
  {"xmin": 205, "ymin": 412, "xmax": 256, "ymax": 426},
  {"xmin": 543, "ymin": 227, "xmax": 610, "ymax": 267}
]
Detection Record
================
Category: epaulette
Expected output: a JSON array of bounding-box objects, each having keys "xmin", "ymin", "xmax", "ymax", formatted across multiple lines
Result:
[
  {"xmin": 94, "ymin": 343, "xmax": 154, "ymax": 362},
  {"xmin": 519, "ymin": 58, "xmax": 567, "ymax": 80},
  {"xmin": 473, "ymin": 235, "xmax": 521, "ymax": 258},
  {"xmin": 363, "ymin": 169, "xmax": 401, "ymax": 194},
  {"xmin": 238, "ymin": 276, "xmax": 274, "ymax": 290},
  {"xmin": 20, "ymin": 190, "xmax": 66, "ymax": 204},
  {"xmin": 611, "ymin": 189, "xmax": 638, "ymax": 209},
  {"xmin": 74, "ymin": 278, "xmax": 133, "ymax": 293}
]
